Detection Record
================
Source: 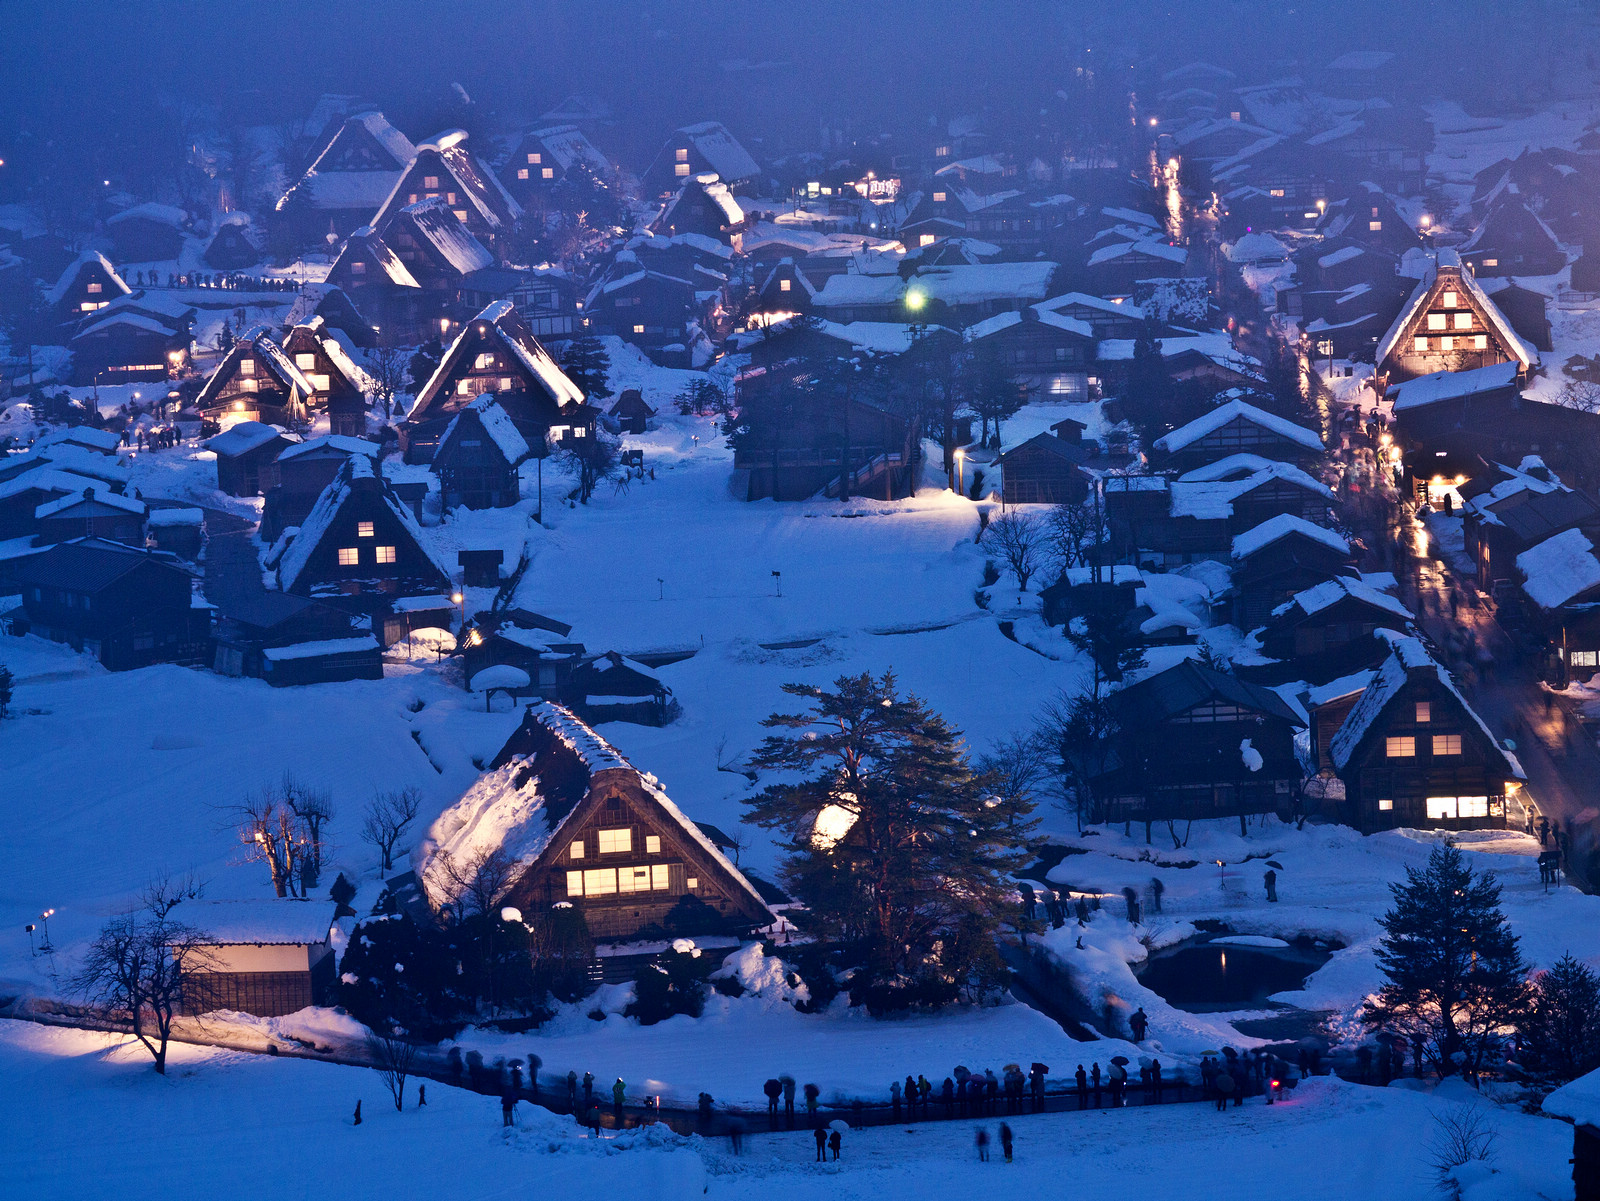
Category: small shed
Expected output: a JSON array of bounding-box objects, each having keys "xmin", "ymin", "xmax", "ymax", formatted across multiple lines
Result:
[
  {"xmin": 180, "ymin": 899, "xmax": 338, "ymax": 1018},
  {"xmin": 999, "ymin": 433, "xmax": 1090, "ymax": 504},
  {"xmin": 432, "ymin": 395, "xmax": 529, "ymax": 509},
  {"xmin": 146, "ymin": 508, "xmax": 205, "ymax": 558},
  {"xmin": 33, "ymin": 489, "xmax": 147, "ymax": 547},
  {"xmin": 261, "ymin": 635, "xmax": 384, "ymax": 686},
  {"xmin": 608, "ymin": 389, "xmax": 656, "ymax": 435},
  {"xmin": 373, "ymin": 593, "xmax": 457, "ymax": 648},
  {"xmin": 458, "ymin": 548, "xmax": 504, "ymax": 587},
  {"xmin": 207, "ymin": 422, "xmax": 299, "ymax": 497}
]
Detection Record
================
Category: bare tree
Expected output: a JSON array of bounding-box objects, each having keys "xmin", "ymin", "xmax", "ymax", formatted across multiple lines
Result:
[
  {"xmin": 1046, "ymin": 501, "xmax": 1100, "ymax": 573},
  {"xmin": 73, "ymin": 885, "xmax": 219, "ymax": 1075},
  {"xmin": 433, "ymin": 847, "xmax": 517, "ymax": 924},
  {"xmin": 367, "ymin": 1029, "xmax": 419, "ymax": 1111},
  {"xmin": 1428, "ymin": 1106, "xmax": 1499, "ymax": 1182},
  {"xmin": 230, "ymin": 789, "xmax": 308, "ymax": 897},
  {"xmin": 985, "ymin": 510, "xmax": 1043, "ymax": 591},
  {"xmin": 282, "ymin": 774, "xmax": 333, "ymax": 891},
  {"xmin": 365, "ymin": 346, "xmax": 407, "ymax": 422},
  {"xmin": 363, "ymin": 787, "xmax": 422, "ymax": 873},
  {"xmin": 976, "ymin": 731, "xmax": 1049, "ymax": 817},
  {"xmin": 1555, "ymin": 378, "xmax": 1600, "ymax": 414}
]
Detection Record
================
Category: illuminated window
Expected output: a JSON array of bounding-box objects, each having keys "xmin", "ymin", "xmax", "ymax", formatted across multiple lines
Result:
[
  {"xmin": 1442, "ymin": 291, "xmax": 1458, "ymax": 307},
  {"xmin": 935, "ymin": 145, "xmax": 950, "ymax": 157},
  {"xmin": 686, "ymin": 876, "xmax": 698, "ymax": 890},
  {"xmin": 528, "ymin": 152, "xmax": 541, "ymax": 164},
  {"xmin": 542, "ymin": 167, "xmax": 554, "ymax": 179},
  {"xmin": 597, "ymin": 828, "xmax": 632, "ymax": 854},
  {"xmin": 296, "ymin": 353, "xmax": 316, "ymax": 370},
  {"xmin": 1483, "ymin": 258, "xmax": 1498, "ymax": 267},
  {"xmin": 1414, "ymin": 702, "xmax": 1431, "ymax": 723},
  {"xmin": 1440, "ymin": 337, "xmax": 1454, "ymax": 352},
  {"xmin": 618, "ymin": 866, "xmax": 652, "ymax": 894},
  {"xmin": 633, "ymin": 324, "xmax": 645, "ymax": 334},
  {"xmin": 1378, "ymin": 798, "xmax": 1394, "ymax": 811},
  {"xmin": 446, "ymin": 192, "xmax": 456, "ymax": 204},
  {"xmin": 675, "ymin": 163, "xmax": 691, "ymax": 177},
  {"xmin": 457, "ymin": 379, "xmax": 473, "ymax": 394},
  {"xmin": 517, "ymin": 168, "xmax": 529, "ymax": 180},
  {"xmin": 499, "ymin": 376, "xmax": 513, "ymax": 391},
  {"xmin": 933, "ymin": 191, "xmax": 947, "ymax": 203},
  {"xmin": 920, "ymin": 233, "xmax": 936, "ymax": 247},
  {"xmin": 475, "ymin": 353, "xmax": 495, "ymax": 370},
  {"xmin": 779, "ymin": 278, "xmax": 791, "ymax": 292},
  {"xmin": 1459, "ymin": 796, "xmax": 1489, "ymax": 817},
  {"xmin": 423, "ymin": 175, "xmax": 440, "ymax": 189},
  {"xmin": 581, "ymin": 868, "xmax": 617, "ymax": 896},
  {"xmin": 337, "ymin": 547, "xmax": 359, "ymax": 566},
  {"xmin": 1368, "ymin": 221, "xmax": 1382, "ymax": 231},
  {"xmin": 645, "ymin": 835, "xmax": 661, "ymax": 854},
  {"xmin": 357, "ymin": 521, "xmax": 374, "ymax": 537},
  {"xmin": 1432, "ymin": 734, "xmax": 1462, "ymax": 756},
  {"xmin": 566, "ymin": 871, "xmax": 583, "ymax": 896},
  {"xmin": 1572, "ymin": 649, "xmax": 1599, "ymax": 667},
  {"xmin": 240, "ymin": 359, "xmax": 255, "ymax": 375},
  {"xmin": 80, "ymin": 301, "xmax": 100, "ymax": 311},
  {"xmin": 1427, "ymin": 797, "xmax": 1458, "ymax": 820},
  {"xmin": 675, "ymin": 148, "xmax": 688, "ymax": 162},
  {"xmin": 1386, "ymin": 736, "xmax": 1415, "ymax": 758},
  {"xmin": 1413, "ymin": 336, "xmax": 1428, "ymax": 352},
  {"xmin": 87, "ymin": 282, "xmax": 102, "ymax": 294},
  {"xmin": 376, "ymin": 545, "xmax": 396, "ymax": 564},
  {"xmin": 351, "ymin": 261, "xmax": 366, "ymax": 274},
  {"xmin": 407, "ymin": 193, "xmax": 418, "ymax": 204},
  {"xmin": 1474, "ymin": 335, "xmax": 1488, "ymax": 349},
  {"xmin": 239, "ymin": 378, "xmax": 258, "ymax": 393},
  {"xmin": 569, "ymin": 839, "xmax": 585, "ymax": 859},
  {"xmin": 1428, "ymin": 313, "xmax": 1447, "ymax": 331},
  {"xmin": 651, "ymin": 864, "xmax": 670, "ymax": 889},
  {"xmin": 1454, "ymin": 312, "xmax": 1472, "ymax": 331},
  {"xmin": 454, "ymin": 210, "xmax": 469, "ymax": 223},
  {"xmin": 1269, "ymin": 188, "xmax": 1285, "ymax": 198}
]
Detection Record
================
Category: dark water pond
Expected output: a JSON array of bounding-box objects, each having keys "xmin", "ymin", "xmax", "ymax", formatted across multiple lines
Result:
[{"xmin": 1137, "ymin": 940, "xmax": 1330, "ymax": 1013}]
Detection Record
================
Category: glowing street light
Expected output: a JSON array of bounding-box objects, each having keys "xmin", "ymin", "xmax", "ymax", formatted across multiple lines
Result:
[{"xmin": 905, "ymin": 288, "xmax": 927, "ymax": 312}]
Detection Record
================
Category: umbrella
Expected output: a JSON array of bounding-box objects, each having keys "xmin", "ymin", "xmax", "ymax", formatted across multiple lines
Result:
[
  {"xmin": 1266, "ymin": 860, "xmax": 1284, "ymax": 870},
  {"xmin": 1003, "ymin": 1063, "xmax": 1021, "ymax": 1073},
  {"xmin": 1137, "ymin": 1056, "xmax": 1153, "ymax": 1068},
  {"xmin": 1199, "ymin": 1050, "xmax": 1220, "ymax": 1058},
  {"xmin": 1031, "ymin": 1062, "xmax": 1050, "ymax": 1075},
  {"xmin": 828, "ymin": 1119, "xmax": 850, "ymax": 1132},
  {"xmin": 953, "ymin": 1066, "xmax": 971, "ymax": 1082},
  {"xmin": 1110, "ymin": 1055, "xmax": 1130, "ymax": 1066}
]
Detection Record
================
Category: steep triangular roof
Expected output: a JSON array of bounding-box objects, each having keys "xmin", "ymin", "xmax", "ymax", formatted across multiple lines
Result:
[
  {"xmin": 372, "ymin": 129, "xmax": 521, "ymax": 233},
  {"xmin": 410, "ymin": 299, "xmax": 585, "ymax": 424},
  {"xmin": 1375, "ymin": 250, "xmax": 1538, "ymax": 371},
  {"xmin": 195, "ymin": 326, "xmax": 314, "ymax": 410},
  {"xmin": 46, "ymin": 252, "xmax": 130, "ymax": 306},
  {"xmin": 438, "ymin": 395, "xmax": 530, "ymax": 465},
  {"xmin": 1154, "ymin": 398, "xmax": 1324, "ymax": 455}
]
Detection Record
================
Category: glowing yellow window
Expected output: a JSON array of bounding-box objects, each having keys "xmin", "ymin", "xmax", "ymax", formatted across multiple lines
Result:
[
  {"xmin": 542, "ymin": 168, "xmax": 554, "ymax": 179},
  {"xmin": 517, "ymin": 168, "xmax": 529, "ymax": 180},
  {"xmin": 375, "ymin": 546, "xmax": 396, "ymax": 565},
  {"xmin": 597, "ymin": 828, "xmax": 632, "ymax": 854},
  {"xmin": 1414, "ymin": 702, "xmax": 1431, "ymax": 723},
  {"xmin": 1432, "ymin": 734, "xmax": 1462, "ymax": 756},
  {"xmin": 675, "ymin": 163, "xmax": 691, "ymax": 177},
  {"xmin": 1474, "ymin": 335, "xmax": 1487, "ymax": 349},
  {"xmin": 337, "ymin": 547, "xmax": 359, "ymax": 566},
  {"xmin": 1454, "ymin": 312, "xmax": 1472, "ymax": 330},
  {"xmin": 651, "ymin": 865, "xmax": 670, "ymax": 890},
  {"xmin": 933, "ymin": 191, "xmax": 947, "ymax": 203},
  {"xmin": 1442, "ymin": 291, "xmax": 1459, "ymax": 307},
  {"xmin": 779, "ymin": 279, "xmax": 791, "ymax": 292},
  {"xmin": 1428, "ymin": 313, "xmax": 1447, "ymax": 331},
  {"xmin": 528, "ymin": 152, "xmax": 541, "ymax": 164},
  {"xmin": 675, "ymin": 148, "xmax": 688, "ymax": 162},
  {"xmin": 645, "ymin": 835, "xmax": 661, "ymax": 854},
  {"xmin": 357, "ymin": 521, "xmax": 374, "ymax": 538},
  {"xmin": 569, "ymin": 840, "xmax": 585, "ymax": 859},
  {"xmin": 423, "ymin": 175, "xmax": 439, "ymax": 189},
  {"xmin": 1386, "ymin": 736, "xmax": 1415, "ymax": 758},
  {"xmin": 566, "ymin": 871, "xmax": 583, "ymax": 896},
  {"xmin": 1413, "ymin": 337, "xmax": 1429, "ymax": 352}
]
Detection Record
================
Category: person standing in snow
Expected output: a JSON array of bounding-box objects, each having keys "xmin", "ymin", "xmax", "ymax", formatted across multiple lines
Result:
[
  {"xmin": 891, "ymin": 1079, "xmax": 902, "ymax": 1119},
  {"xmin": 976, "ymin": 1127, "xmax": 990, "ymax": 1162},
  {"xmin": 1264, "ymin": 869, "xmax": 1278, "ymax": 903},
  {"xmin": 1150, "ymin": 877, "xmax": 1165, "ymax": 914},
  {"xmin": 782, "ymin": 1075, "xmax": 796, "ymax": 1119},
  {"xmin": 501, "ymin": 1088, "xmax": 517, "ymax": 1128},
  {"xmin": 764, "ymin": 1077, "xmax": 782, "ymax": 1119},
  {"xmin": 814, "ymin": 1126, "xmax": 827, "ymax": 1161},
  {"xmin": 999, "ymin": 1122, "xmax": 1013, "ymax": 1163},
  {"xmin": 1214, "ymin": 1070, "xmax": 1234, "ymax": 1111},
  {"xmin": 1129, "ymin": 1007, "xmax": 1148, "ymax": 1042},
  {"xmin": 942, "ymin": 1076, "xmax": 955, "ymax": 1116},
  {"xmin": 1151, "ymin": 1059, "xmax": 1163, "ymax": 1103},
  {"xmin": 919, "ymin": 1074, "xmax": 932, "ymax": 1114},
  {"xmin": 805, "ymin": 1081, "xmax": 821, "ymax": 1119},
  {"xmin": 829, "ymin": 1128, "xmax": 841, "ymax": 1161},
  {"xmin": 1020, "ymin": 881, "xmax": 1037, "ymax": 920},
  {"xmin": 583, "ymin": 1071, "xmax": 594, "ymax": 1104},
  {"xmin": 1075, "ymin": 1065, "xmax": 1088, "ymax": 1109},
  {"xmin": 567, "ymin": 1070, "xmax": 577, "ymax": 1107},
  {"xmin": 612, "ymin": 1077, "xmax": 625, "ymax": 1112},
  {"xmin": 1091, "ymin": 1063, "xmax": 1102, "ymax": 1108}
]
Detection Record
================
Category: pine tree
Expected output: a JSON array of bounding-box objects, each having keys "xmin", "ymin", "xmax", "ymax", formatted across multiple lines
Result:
[
  {"xmin": 558, "ymin": 335, "xmax": 613, "ymax": 402},
  {"xmin": 1362, "ymin": 844, "xmax": 1530, "ymax": 1077},
  {"xmin": 1525, "ymin": 954, "xmax": 1600, "ymax": 1082},
  {"xmin": 1120, "ymin": 318, "xmax": 1169, "ymax": 443},
  {"xmin": 743, "ymin": 673, "xmax": 1035, "ymax": 1008},
  {"xmin": 407, "ymin": 338, "xmax": 444, "ymax": 395}
]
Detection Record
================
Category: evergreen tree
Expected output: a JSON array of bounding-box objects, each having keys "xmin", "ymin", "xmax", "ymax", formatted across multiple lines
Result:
[
  {"xmin": 1525, "ymin": 954, "xmax": 1600, "ymax": 1082},
  {"xmin": 743, "ymin": 673, "xmax": 1035, "ymax": 1009},
  {"xmin": 558, "ymin": 335, "xmax": 613, "ymax": 402},
  {"xmin": 1120, "ymin": 318, "xmax": 1169, "ymax": 443},
  {"xmin": 1362, "ymin": 844, "xmax": 1530, "ymax": 1077},
  {"xmin": 965, "ymin": 340, "xmax": 1029, "ymax": 448},
  {"xmin": 407, "ymin": 338, "xmax": 444, "ymax": 395}
]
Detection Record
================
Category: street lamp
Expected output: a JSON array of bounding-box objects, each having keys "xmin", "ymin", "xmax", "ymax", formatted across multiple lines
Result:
[
  {"xmin": 452, "ymin": 590, "xmax": 465, "ymax": 631},
  {"xmin": 954, "ymin": 446, "xmax": 965, "ymax": 494}
]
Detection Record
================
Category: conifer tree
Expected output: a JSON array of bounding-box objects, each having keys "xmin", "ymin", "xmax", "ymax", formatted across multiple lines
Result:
[
  {"xmin": 1120, "ymin": 318, "xmax": 1169, "ymax": 444},
  {"xmin": 558, "ymin": 335, "xmax": 613, "ymax": 402},
  {"xmin": 1362, "ymin": 844, "xmax": 1529, "ymax": 1077},
  {"xmin": 1525, "ymin": 954, "xmax": 1600, "ymax": 1082},
  {"xmin": 743, "ymin": 672, "xmax": 1035, "ymax": 1008}
]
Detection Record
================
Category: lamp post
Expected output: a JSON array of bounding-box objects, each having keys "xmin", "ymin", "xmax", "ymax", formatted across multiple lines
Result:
[
  {"xmin": 954, "ymin": 446, "xmax": 965, "ymax": 495},
  {"xmin": 38, "ymin": 908, "xmax": 55, "ymax": 953},
  {"xmin": 452, "ymin": 589, "xmax": 465, "ymax": 634}
]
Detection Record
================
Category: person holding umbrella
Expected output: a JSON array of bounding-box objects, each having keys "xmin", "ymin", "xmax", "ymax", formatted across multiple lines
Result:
[
  {"xmin": 828, "ymin": 1120, "xmax": 844, "ymax": 1161},
  {"xmin": 1108, "ymin": 1057, "xmax": 1129, "ymax": 1106},
  {"xmin": 1265, "ymin": 859, "xmax": 1284, "ymax": 903}
]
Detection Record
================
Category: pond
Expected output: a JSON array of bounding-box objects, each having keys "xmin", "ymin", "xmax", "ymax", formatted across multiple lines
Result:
[{"xmin": 1136, "ymin": 938, "xmax": 1330, "ymax": 1013}]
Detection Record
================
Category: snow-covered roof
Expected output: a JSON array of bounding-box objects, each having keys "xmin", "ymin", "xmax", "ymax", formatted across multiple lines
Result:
[
  {"xmin": 196, "ymin": 327, "xmax": 314, "ymax": 411},
  {"xmin": 416, "ymin": 299, "xmax": 585, "ymax": 413},
  {"xmin": 964, "ymin": 308, "xmax": 1092, "ymax": 342},
  {"xmin": 401, "ymin": 197, "xmax": 495, "ymax": 275},
  {"xmin": 374, "ymin": 130, "xmax": 522, "ymax": 232},
  {"xmin": 676, "ymin": 121, "xmax": 761, "ymax": 183},
  {"xmin": 35, "ymin": 489, "xmax": 146, "ymax": 520},
  {"xmin": 1155, "ymin": 398, "xmax": 1324, "ymax": 455},
  {"xmin": 1035, "ymin": 291, "xmax": 1143, "ymax": 319},
  {"xmin": 0, "ymin": 468, "xmax": 109, "ymax": 503},
  {"xmin": 1545, "ymin": 1067, "xmax": 1600, "ymax": 1128},
  {"xmin": 1169, "ymin": 462, "xmax": 1331, "ymax": 520},
  {"xmin": 35, "ymin": 426, "xmax": 121, "ymax": 454},
  {"xmin": 177, "ymin": 899, "xmax": 336, "ymax": 946},
  {"xmin": 145, "ymin": 507, "xmax": 203, "ymax": 528},
  {"xmin": 261, "ymin": 635, "xmax": 380, "ymax": 661},
  {"xmin": 1317, "ymin": 244, "xmax": 1366, "ymax": 270},
  {"xmin": 1517, "ymin": 529, "xmax": 1600, "ymax": 611},
  {"xmin": 1330, "ymin": 635, "xmax": 1523, "ymax": 778},
  {"xmin": 1276, "ymin": 575, "xmax": 1412, "ymax": 622},
  {"xmin": 107, "ymin": 201, "xmax": 188, "ymax": 229},
  {"xmin": 1087, "ymin": 239, "xmax": 1188, "ymax": 267},
  {"xmin": 524, "ymin": 124, "xmax": 610, "ymax": 175},
  {"xmin": 293, "ymin": 320, "xmax": 376, "ymax": 395},
  {"xmin": 277, "ymin": 434, "xmax": 379, "ymax": 462},
  {"xmin": 1232, "ymin": 514, "xmax": 1350, "ymax": 560},
  {"xmin": 46, "ymin": 252, "xmax": 130, "ymax": 306},
  {"xmin": 1177, "ymin": 452, "xmax": 1280, "ymax": 482},
  {"xmin": 74, "ymin": 311, "xmax": 180, "ymax": 339},
  {"xmin": 1224, "ymin": 232, "xmax": 1290, "ymax": 264},
  {"xmin": 1375, "ymin": 250, "xmax": 1539, "ymax": 371},
  {"xmin": 440, "ymin": 395, "xmax": 530, "ymax": 464},
  {"xmin": 1386, "ymin": 360, "xmax": 1520, "ymax": 413},
  {"xmin": 206, "ymin": 421, "xmax": 293, "ymax": 458},
  {"xmin": 1306, "ymin": 668, "xmax": 1377, "ymax": 709},
  {"xmin": 341, "ymin": 227, "xmax": 420, "ymax": 289},
  {"xmin": 23, "ymin": 445, "xmax": 132, "ymax": 486}
]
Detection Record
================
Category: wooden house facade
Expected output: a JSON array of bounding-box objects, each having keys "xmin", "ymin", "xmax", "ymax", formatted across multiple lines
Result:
[
  {"xmin": 401, "ymin": 300, "xmax": 590, "ymax": 463},
  {"xmin": 213, "ymin": 591, "xmax": 376, "ymax": 684},
  {"xmin": 195, "ymin": 327, "xmax": 314, "ymax": 428},
  {"xmin": 999, "ymin": 433, "xmax": 1090, "ymax": 504},
  {"xmin": 1330, "ymin": 637, "xmax": 1523, "ymax": 832},
  {"xmin": 965, "ymin": 307, "xmax": 1095, "ymax": 402},
  {"xmin": 432, "ymin": 396, "xmax": 529, "ymax": 510},
  {"xmin": 1257, "ymin": 577, "xmax": 1412, "ymax": 681},
  {"xmin": 1150, "ymin": 398, "xmax": 1324, "ymax": 471},
  {"xmin": 182, "ymin": 901, "xmax": 338, "ymax": 1018},
  {"xmin": 105, "ymin": 203, "xmax": 189, "ymax": 262},
  {"xmin": 69, "ymin": 302, "xmax": 192, "ymax": 385},
  {"xmin": 204, "ymin": 216, "xmax": 263, "ymax": 269},
  {"xmin": 207, "ymin": 422, "xmax": 300, "ymax": 497},
  {"xmin": 1, "ymin": 538, "xmax": 210, "ymax": 671},
  {"xmin": 1459, "ymin": 196, "xmax": 1567, "ymax": 278},
  {"xmin": 260, "ymin": 435, "xmax": 381, "ymax": 541},
  {"xmin": 1374, "ymin": 250, "xmax": 1539, "ymax": 387},
  {"xmin": 369, "ymin": 130, "xmax": 521, "ymax": 254},
  {"xmin": 650, "ymin": 175, "xmax": 748, "ymax": 245},
  {"xmin": 273, "ymin": 456, "xmax": 451, "ymax": 607},
  {"xmin": 642, "ymin": 121, "xmax": 762, "ymax": 198},
  {"xmin": 33, "ymin": 490, "xmax": 147, "ymax": 547},
  {"xmin": 1229, "ymin": 515, "xmax": 1354, "ymax": 629},
  {"xmin": 420, "ymin": 702, "xmax": 773, "ymax": 942},
  {"xmin": 274, "ymin": 112, "xmax": 416, "ymax": 248},
  {"xmin": 498, "ymin": 124, "xmax": 610, "ymax": 204},
  {"xmin": 46, "ymin": 253, "xmax": 130, "ymax": 326},
  {"xmin": 280, "ymin": 320, "xmax": 372, "ymax": 436}
]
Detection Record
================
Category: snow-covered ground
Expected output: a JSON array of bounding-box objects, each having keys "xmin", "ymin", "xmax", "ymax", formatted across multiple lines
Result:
[{"xmin": 0, "ymin": 1021, "xmax": 1571, "ymax": 1201}]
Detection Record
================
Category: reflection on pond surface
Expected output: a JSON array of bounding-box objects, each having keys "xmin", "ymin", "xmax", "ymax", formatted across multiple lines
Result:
[{"xmin": 1137, "ymin": 940, "xmax": 1330, "ymax": 1013}]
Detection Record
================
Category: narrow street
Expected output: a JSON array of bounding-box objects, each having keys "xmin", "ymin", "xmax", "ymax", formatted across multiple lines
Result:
[{"xmin": 198, "ymin": 507, "xmax": 268, "ymax": 613}]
